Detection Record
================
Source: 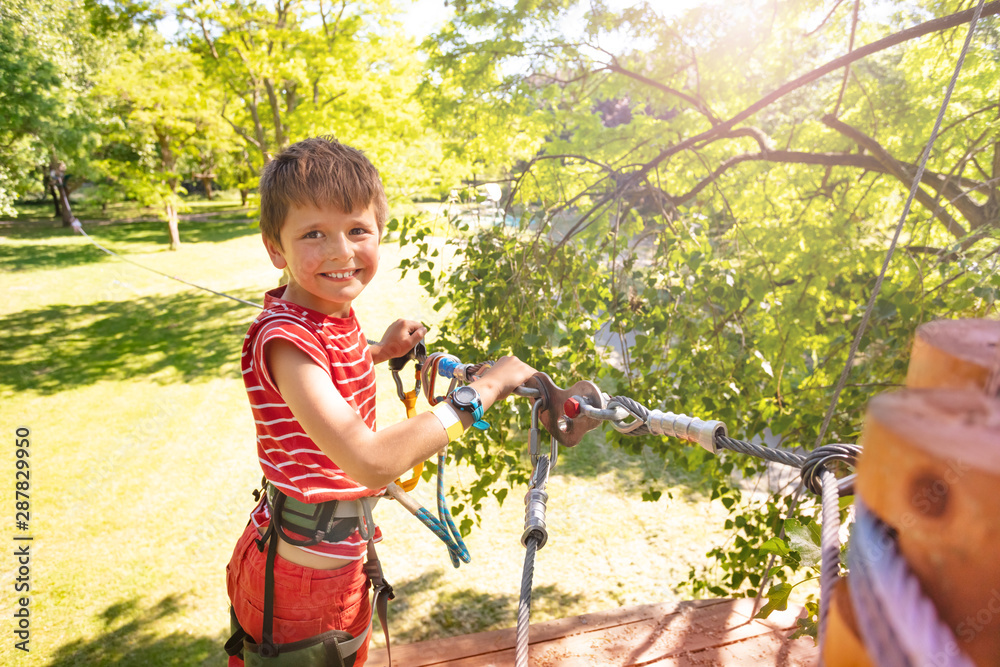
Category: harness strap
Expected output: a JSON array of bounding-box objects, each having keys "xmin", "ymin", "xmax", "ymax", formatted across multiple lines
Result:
[
  {"xmin": 265, "ymin": 484, "xmax": 380, "ymax": 548},
  {"xmin": 363, "ymin": 539, "xmax": 394, "ymax": 667},
  {"xmin": 235, "ymin": 487, "xmax": 392, "ymax": 665},
  {"xmin": 225, "ymin": 606, "xmax": 248, "ymax": 658},
  {"xmin": 260, "ymin": 525, "xmax": 280, "ymax": 658}
]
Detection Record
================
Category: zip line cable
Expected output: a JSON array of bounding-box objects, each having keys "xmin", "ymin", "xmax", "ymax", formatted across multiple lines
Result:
[
  {"xmin": 73, "ymin": 222, "xmax": 264, "ymax": 309},
  {"xmin": 813, "ymin": 0, "xmax": 986, "ymax": 451},
  {"xmin": 811, "ymin": 0, "xmax": 986, "ymax": 655}
]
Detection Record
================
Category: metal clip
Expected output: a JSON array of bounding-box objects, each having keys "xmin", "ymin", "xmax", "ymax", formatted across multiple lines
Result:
[
  {"xmin": 645, "ymin": 409, "xmax": 726, "ymax": 454},
  {"xmin": 529, "ymin": 400, "xmax": 559, "ymax": 471},
  {"xmin": 389, "ymin": 341, "xmax": 426, "ymax": 401},
  {"xmin": 521, "ymin": 455, "xmax": 551, "ymax": 549},
  {"xmin": 529, "ymin": 400, "xmax": 542, "ymax": 465}
]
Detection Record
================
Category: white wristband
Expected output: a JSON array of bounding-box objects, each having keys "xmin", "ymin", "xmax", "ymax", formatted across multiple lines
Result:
[{"xmin": 431, "ymin": 402, "xmax": 465, "ymax": 442}]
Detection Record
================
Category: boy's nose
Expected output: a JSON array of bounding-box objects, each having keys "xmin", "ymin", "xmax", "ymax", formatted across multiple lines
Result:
[{"xmin": 326, "ymin": 234, "xmax": 352, "ymax": 260}]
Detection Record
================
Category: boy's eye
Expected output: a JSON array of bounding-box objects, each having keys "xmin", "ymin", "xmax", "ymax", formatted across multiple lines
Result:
[
  {"xmin": 303, "ymin": 230, "xmax": 323, "ymax": 239},
  {"xmin": 350, "ymin": 227, "xmax": 371, "ymax": 236}
]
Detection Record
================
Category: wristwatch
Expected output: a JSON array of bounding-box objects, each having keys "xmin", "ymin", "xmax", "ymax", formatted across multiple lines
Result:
[{"xmin": 449, "ymin": 385, "xmax": 490, "ymax": 431}]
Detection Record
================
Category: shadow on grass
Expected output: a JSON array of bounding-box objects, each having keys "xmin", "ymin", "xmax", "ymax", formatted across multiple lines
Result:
[
  {"xmin": 0, "ymin": 218, "xmax": 259, "ymax": 272},
  {"xmin": 0, "ymin": 290, "xmax": 258, "ymax": 394},
  {"xmin": 49, "ymin": 594, "xmax": 226, "ymax": 667},
  {"xmin": 552, "ymin": 429, "xmax": 711, "ymax": 500},
  {"xmin": 382, "ymin": 570, "xmax": 584, "ymax": 644}
]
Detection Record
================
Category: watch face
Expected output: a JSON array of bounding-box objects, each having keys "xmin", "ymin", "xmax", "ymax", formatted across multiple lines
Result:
[{"xmin": 453, "ymin": 386, "xmax": 478, "ymax": 407}]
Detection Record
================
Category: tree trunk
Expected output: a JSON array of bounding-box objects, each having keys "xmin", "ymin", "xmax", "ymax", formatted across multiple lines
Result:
[
  {"xmin": 240, "ymin": 189, "xmax": 249, "ymax": 207},
  {"xmin": 48, "ymin": 183, "xmax": 62, "ymax": 218},
  {"xmin": 53, "ymin": 177, "xmax": 76, "ymax": 227},
  {"xmin": 201, "ymin": 176, "xmax": 214, "ymax": 200},
  {"xmin": 48, "ymin": 157, "xmax": 78, "ymax": 227},
  {"xmin": 166, "ymin": 201, "xmax": 181, "ymax": 250}
]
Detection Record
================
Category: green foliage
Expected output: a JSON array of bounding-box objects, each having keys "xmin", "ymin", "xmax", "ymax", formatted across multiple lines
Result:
[
  {"xmin": 176, "ymin": 0, "xmax": 451, "ymax": 201},
  {"xmin": 412, "ymin": 0, "xmax": 1000, "ymax": 607},
  {"xmin": 89, "ymin": 40, "xmax": 237, "ymax": 231}
]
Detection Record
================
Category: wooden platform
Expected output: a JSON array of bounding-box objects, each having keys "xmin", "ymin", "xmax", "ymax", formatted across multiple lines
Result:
[{"xmin": 368, "ymin": 598, "xmax": 819, "ymax": 666}]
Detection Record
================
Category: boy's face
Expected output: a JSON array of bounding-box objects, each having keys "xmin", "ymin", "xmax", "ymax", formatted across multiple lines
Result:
[{"xmin": 264, "ymin": 203, "xmax": 380, "ymax": 317}]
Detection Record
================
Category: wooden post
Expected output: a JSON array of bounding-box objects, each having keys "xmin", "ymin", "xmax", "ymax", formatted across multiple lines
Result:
[
  {"xmin": 857, "ymin": 389, "xmax": 1000, "ymax": 665},
  {"xmin": 906, "ymin": 319, "xmax": 1000, "ymax": 390},
  {"xmin": 826, "ymin": 319, "xmax": 1000, "ymax": 667}
]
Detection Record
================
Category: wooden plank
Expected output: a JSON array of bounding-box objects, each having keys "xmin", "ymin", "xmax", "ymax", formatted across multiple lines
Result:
[
  {"xmin": 367, "ymin": 598, "xmax": 819, "ymax": 666},
  {"xmin": 367, "ymin": 599, "xmax": 726, "ymax": 667}
]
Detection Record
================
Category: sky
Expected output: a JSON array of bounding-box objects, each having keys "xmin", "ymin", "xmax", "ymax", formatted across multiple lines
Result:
[
  {"xmin": 157, "ymin": 0, "xmax": 456, "ymax": 41},
  {"xmin": 157, "ymin": 0, "xmax": 709, "ymax": 43}
]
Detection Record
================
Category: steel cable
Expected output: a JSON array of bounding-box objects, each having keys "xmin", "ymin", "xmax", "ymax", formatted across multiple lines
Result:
[
  {"xmin": 716, "ymin": 434, "xmax": 807, "ymax": 468},
  {"xmin": 516, "ymin": 536, "xmax": 540, "ymax": 667},
  {"xmin": 813, "ymin": 0, "xmax": 988, "ymax": 454},
  {"xmin": 848, "ymin": 500, "xmax": 976, "ymax": 667}
]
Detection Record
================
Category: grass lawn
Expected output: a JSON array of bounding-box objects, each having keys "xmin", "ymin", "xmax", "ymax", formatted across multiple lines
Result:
[
  {"xmin": 0, "ymin": 211, "xmax": 734, "ymax": 666},
  {"xmin": 13, "ymin": 190, "xmax": 253, "ymax": 225}
]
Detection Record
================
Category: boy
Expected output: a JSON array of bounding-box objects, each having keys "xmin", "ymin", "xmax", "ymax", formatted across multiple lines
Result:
[{"xmin": 226, "ymin": 137, "xmax": 537, "ymax": 666}]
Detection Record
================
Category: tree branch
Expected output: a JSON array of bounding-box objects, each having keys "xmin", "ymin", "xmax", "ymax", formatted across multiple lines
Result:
[
  {"xmin": 822, "ymin": 114, "xmax": 982, "ymax": 234},
  {"xmin": 220, "ymin": 101, "xmax": 263, "ymax": 153},
  {"xmin": 603, "ymin": 63, "xmax": 721, "ymax": 125},
  {"xmin": 642, "ymin": 1, "xmax": 1000, "ymax": 177},
  {"xmin": 198, "ymin": 17, "xmax": 220, "ymax": 60},
  {"xmin": 263, "ymin": 78, "xmax": 286, "ymax": 149},
  {"xmin": 552, "ymin": 1, "xmax": 1000, "ymax": 251}
]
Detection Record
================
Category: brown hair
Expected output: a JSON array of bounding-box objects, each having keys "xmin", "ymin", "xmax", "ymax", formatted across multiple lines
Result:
[{"xmin": 259, "ymin": 137, "xmax": 388, "ymax": 247}]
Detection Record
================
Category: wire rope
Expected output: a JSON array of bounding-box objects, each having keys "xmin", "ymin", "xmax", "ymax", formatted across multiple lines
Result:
[
  {"xmin": 74, "ymin": 223, "xmax": 264, "ymax": 309},
  {"xmin": 813, "ymin": 0, "xmax": 988, "ymax": 454}
]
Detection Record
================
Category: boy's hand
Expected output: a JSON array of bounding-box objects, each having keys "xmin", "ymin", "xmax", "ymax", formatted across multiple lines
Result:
[
  {"xmin": 370, "ymin": 319, "xmax": 427, "ymax": 364},
  {"xmin": 475, "ymin": 355, "xmax": 538, "ymax": 404}
]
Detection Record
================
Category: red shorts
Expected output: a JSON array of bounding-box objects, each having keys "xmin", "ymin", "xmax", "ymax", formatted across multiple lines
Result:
[{"xmin": 226, "ymin": 521, "xmax": 372, "ymax": 666}]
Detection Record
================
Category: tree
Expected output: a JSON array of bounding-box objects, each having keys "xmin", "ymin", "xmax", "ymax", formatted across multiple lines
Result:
[
  {"xmin": 409, "ymin": 0, "xmax": 1000, "ymax": 610},
  {"xmin": 0, "ymin": 2, "xmax": 63, "ymax": 217},
  {"xmin": 91, "ymin": 41, "xmax": 237, "ymax": 248},
  {"xmin": 176, "ymin": 0, "xmax": 444, "ymax": 202},
  {"xmin": 0, "ymin": 0, "xmax": 166, "ymax": 220}
]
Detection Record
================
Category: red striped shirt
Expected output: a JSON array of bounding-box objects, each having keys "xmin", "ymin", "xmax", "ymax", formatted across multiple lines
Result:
[{"xmin": 242, "ymin": 287, "xmax": 382, "ymax": 560}]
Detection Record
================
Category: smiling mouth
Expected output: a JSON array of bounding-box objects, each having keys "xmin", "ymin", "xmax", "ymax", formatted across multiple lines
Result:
[{"xmin": 321, "ymin": 270, "xmax": 359, "ymax": 280}]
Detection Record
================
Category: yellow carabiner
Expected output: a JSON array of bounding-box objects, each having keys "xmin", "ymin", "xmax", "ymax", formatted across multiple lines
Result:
[{"xmin": 393, "ymin": 371, "xmax": 425, "ymax": 492}]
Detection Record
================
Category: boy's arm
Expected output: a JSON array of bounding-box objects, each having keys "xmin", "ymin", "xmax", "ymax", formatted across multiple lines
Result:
[
  {"xmin": 368, "ymin": 318, "xmax": 426, "ymax": 365},
  {"xmin": 266, "ymin": 339, "xmax": 535, "ymax": 489}
]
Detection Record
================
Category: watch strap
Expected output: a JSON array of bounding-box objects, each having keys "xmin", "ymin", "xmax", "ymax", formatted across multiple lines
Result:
[
  {"xmin": 450, "ymin": 388, "xmax": 490, "ymax": 431},
  {"xmin": 469, "ymin": 404, "xmax": 490, "ymax": 431}
]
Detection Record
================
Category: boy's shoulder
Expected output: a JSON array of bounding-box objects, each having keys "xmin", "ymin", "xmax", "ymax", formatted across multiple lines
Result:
[{"xmin": 244, "ymin": 287, "xmax": 366, "ymax": 362}]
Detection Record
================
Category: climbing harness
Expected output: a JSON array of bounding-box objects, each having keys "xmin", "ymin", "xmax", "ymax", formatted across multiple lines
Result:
[{"xmin": 226, "ymin": 482, "xmax": 394, "ymax": 667}]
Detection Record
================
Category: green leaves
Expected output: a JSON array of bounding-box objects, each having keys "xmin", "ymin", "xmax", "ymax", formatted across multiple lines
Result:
[
  {"xmin": 786, "ymin": 518, "xmax": 822, "ymax": 568},
  {"xmin": 755, "ymin": 582, "xmax": 793, "ymax": 618}
]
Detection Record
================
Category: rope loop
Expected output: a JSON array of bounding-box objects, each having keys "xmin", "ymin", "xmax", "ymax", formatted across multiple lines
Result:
[{"xmin": 800, "ymin": 443, "xmax": 861, "ymax": 495}]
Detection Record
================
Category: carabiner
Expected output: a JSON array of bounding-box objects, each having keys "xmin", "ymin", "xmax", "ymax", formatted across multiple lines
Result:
[
  {"xmin": 422, "ymin": 352, "xmax": 460, "ymax": 406},
  {"xmin": 529, "ymin": 400, "xmax": 559, "ymax": 472},
  {"xmin": 389, "ymin": 341, "xmax": 426, "ymax": 409},
  {"xmin": 390, "ymin": 341, "xmax": 427, "ymax": 492}
]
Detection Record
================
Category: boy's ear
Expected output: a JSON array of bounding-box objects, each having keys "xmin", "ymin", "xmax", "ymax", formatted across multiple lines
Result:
[{"xmin": 263, "ymin": 236, "xmax": 288, "ymax": 270}]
